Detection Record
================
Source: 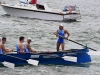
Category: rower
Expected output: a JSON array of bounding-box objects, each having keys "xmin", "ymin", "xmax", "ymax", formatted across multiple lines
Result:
[
  {"xmin": 0, "ymin": 37, "xmax": 3, "ymax": 54},
  {"xmin": 0, "ymin": 37, "xmax": 13, "ymax": 54},
  {"xmin": 24, "ymin": 37, "xmax": 36, "ymax": 53},
  {"xmin": 16, "ymin": 36, "xmax": 25, "ymax": 53},
  {"xmin": 55, "ymin": 24, "xmax": 70, "ymax": 52}
]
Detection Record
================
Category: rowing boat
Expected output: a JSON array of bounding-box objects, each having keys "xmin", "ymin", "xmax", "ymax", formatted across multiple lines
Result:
[{"xmin": 0, "ymin": 47, "xmax": 91, "ymax": 66}]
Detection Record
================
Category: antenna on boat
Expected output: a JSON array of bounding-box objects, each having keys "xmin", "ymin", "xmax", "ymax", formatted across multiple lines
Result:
[{"xmin": 27, "ymin": 0, "xmax": 28, "ymax": 4}]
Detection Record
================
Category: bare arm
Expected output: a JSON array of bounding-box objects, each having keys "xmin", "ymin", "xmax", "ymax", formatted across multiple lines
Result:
[
  {"xmin": 54, "ymin": 30, "xmax": 59, "ymax": 37},
  {"xmin": 27, "ymin": 44, "xmax": 36, "ymax": 53},
  {"xmin": 65, "ymin": 30, "xmax": 70, "ymax": 39},
  {"xmin": 1, "ymin": 44, "xmax": 12, "ymax": 52}
]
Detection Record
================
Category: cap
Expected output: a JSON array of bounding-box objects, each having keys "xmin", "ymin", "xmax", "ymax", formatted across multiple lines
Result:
[
  {"xmin": 27, "ymin": 37, "xmax": 33, "ymax": 41},
  {"xmin": 59, "ymin": 24, "xmax": 63, "ymax": 27}
]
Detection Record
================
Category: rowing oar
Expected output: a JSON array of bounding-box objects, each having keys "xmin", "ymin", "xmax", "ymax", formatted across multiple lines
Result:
[
  {"xmin": 1, "ymin": 61, "xmax": 15, "ymax": 69},
  {"xmin": 1, "ymin": 53, "xmax": 39, "ymax": 68},
  {"xmin": 67, "ymin": 39, "xmax": 97, "ymax": 51},
  {"xmin": 53, "ymin": 33, "xmax": 97, "ymax": 51}
]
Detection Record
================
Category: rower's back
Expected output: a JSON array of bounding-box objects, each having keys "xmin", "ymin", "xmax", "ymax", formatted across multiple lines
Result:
[
  {"xmin": 0, "ymin": 37, "xmax": 4, "ymax": 54},
  {"xmin": 16, "ymin": 36, "xmax": 25, "ymax": 53}
]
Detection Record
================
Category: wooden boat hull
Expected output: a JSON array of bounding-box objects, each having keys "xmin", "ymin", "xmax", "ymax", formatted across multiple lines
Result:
[{"xmin": 0, "ymin": 48, "xmax": 91, "ymax": 65}]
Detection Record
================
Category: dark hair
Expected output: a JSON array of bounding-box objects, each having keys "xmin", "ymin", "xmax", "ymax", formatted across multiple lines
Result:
[
  {"xmin": 19, "ymin": 36, "xmax": 24, "ymax": 41},
  {"xmin": 2, "ymin": 37, "xmax": 6, "ymax": 40}
]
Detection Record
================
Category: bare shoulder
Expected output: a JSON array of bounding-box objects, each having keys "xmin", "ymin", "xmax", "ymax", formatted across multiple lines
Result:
[
  {"xmin": 18, "ymin": 43, "xmax": 23, "ymax": 47},
  {"xmin": 18, "ymin": 43, "xmax": 21, "ymax": 46},
  {"xmin": 26, "ymin": 43, "xmax": 30, "ymax": 47},
  {"xmin": 26, "ymin": 43, "xmax": 30, "ymax": 46},
  {"xmin": 1, "ymin": 44, "xmax": 4, "ymax": 47},
  {"xmin": 0, "ymin": 44, "xmax": 5, "ymax": 49}
]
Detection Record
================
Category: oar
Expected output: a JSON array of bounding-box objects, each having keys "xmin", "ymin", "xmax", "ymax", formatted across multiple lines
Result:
[
  {"xmin": 1, "ymin": 61, "xmax": 15, "ymax": 69},
  {"xmin": 53, "ymin": 33, "xmax": 97, "ymax": 51},
  {"xmin": 88, "ymin": 51, "xmax": 100, "ymax": 55},
  {"xmin": 62, "ymin": 56, "xmax": 77, "ymax": 62},
  {"xmin": 67, "ymin": 39, "xmax": 97, "ymax": 51},
  {"xmin": 1, "ymin": 54, "xmax": 39, "ymax": 67}
]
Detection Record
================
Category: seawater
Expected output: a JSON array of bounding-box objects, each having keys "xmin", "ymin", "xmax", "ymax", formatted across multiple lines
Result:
[{"xmin": 0, "ymin": 0, "xmax": 100, "ymax": 75}]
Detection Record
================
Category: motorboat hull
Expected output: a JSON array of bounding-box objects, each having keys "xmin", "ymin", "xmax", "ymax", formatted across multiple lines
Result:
[{"xmin": 1, "ymin": 4, "xmax": 80, "ymax": 21}]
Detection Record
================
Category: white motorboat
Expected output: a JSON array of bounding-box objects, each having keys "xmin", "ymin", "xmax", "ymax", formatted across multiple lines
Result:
[{"xmin": 0, "ymin": 0, "xmax": 81, "ymax": 21}]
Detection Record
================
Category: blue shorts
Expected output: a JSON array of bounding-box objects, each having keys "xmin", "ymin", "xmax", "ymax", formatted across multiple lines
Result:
[{"xmin": 57, "ymin": 41, "xmax": 64, "ymax": 44}]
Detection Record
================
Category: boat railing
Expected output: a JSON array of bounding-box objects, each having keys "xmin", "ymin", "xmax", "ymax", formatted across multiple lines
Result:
[
  {"xmin": 63, "ymin": 5, "xmax": 81, "ymax": 18},
  {"xmin": 17, "ymin": 0, "xmax": 31, "ymax": 6},
  {"xmin": 19, "ymin": 0, "xmax": 28, "ymax": 5},
  {"xmin": 16, "ymin": 1, "xmax": 37, "ymax": 10},
  {"xmin": 76, "ymin": 7, "xmax": 81, "ymax": 19},
  {"xmin": 52, "ymin": 9, "xmax": 62, "ymax": 12}
]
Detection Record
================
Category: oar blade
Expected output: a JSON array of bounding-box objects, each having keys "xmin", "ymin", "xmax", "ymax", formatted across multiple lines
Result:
[
  {"xmin": 88, "ymin": 51, "xmax": 100, "ymax": 55},
  {"xmin": 2, "ymin": 61, "xmax": 15, "ymax": 69},
  {"xmin": 27, "ymin": 59, "xmax": 39, "ymax": 66},
  {"xmin": 62, "ymin": 56, "xmax": 77, "ymax": 62}
]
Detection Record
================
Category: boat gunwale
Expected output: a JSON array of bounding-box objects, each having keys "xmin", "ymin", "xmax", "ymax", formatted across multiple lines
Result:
[{"xmin": 4, "ymin": 47, "xmax": 89, "ymax": 55}]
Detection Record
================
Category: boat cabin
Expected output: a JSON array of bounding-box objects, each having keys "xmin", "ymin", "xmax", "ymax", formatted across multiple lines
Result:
[{"xmin": 19, "ymin": 0, "xmax": 50, "ymax": 11}]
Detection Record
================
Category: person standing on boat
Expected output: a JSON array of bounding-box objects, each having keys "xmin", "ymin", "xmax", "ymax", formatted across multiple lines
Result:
[
  {"xmin": 55, "ymin": 24, "xmax": 70, "ymax": 51},
  {"xmin": 24, "ymin": 37, "xmax": 36, "ymax": 53},
  {"xmin": 0, "ymin": 37, "xmax": 13, "ymax": 54},
  {"xmin": 16, "ymin": 36, "xmax": 25, "ymax": 53}
]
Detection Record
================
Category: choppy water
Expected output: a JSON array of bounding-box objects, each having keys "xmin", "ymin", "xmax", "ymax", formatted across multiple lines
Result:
[{"xmin": 0, "ymin": 0, "xmax": 100, "ymax": 75}]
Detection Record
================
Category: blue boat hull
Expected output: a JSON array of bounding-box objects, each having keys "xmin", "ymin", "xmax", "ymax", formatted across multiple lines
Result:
[{"xmin": 0, "ymin": 48, "xmax": 91, "ymax": 65}]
